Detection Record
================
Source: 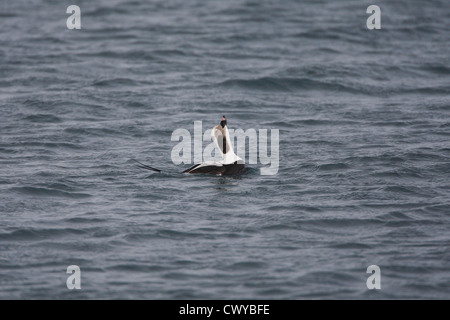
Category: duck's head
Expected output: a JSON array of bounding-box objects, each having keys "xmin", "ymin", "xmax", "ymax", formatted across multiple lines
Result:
[{"xmin": 220, "ymin": 115, "xmax": 227, "ymax": 128}]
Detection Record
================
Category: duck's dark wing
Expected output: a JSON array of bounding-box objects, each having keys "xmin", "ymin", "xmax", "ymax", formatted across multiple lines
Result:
[
  {"xmin": 183, "ymin": 162, "xmax": 247, "ymax": 175},
  {"xmin": 223, "ymin": 162, "xmax": 247, "ymax": 175}
]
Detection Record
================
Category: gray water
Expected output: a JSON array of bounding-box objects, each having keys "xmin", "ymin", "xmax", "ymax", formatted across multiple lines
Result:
[{"xmin": 0, "ymin": 0, "xmax": 449, "ymax": 299}]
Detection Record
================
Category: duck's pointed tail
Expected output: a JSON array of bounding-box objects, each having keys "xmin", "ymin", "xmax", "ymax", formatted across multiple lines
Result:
[{"xmin": 132, "ymin": 159, "xmax": 162, "ymax": 172}]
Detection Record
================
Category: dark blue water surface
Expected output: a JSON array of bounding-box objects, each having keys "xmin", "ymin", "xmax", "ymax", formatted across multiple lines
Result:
[{"xmin": 0, "ymin": 0, "xmax": 449, "ymax": 299}]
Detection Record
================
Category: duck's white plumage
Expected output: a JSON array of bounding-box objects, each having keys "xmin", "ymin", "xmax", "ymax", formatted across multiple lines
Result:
[
  {"xmin": 183, "ymin": 116, "xmax": 246, "ymax": 175},
  {"xmin": 211, "ymin": 122, "xmax": 243, "ymax": 165}
]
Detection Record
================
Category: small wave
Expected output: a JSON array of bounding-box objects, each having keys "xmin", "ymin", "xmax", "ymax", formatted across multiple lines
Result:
[
  {"xmin": 92, "ymin": 78, "xmax": 139, "ymax": 88},
  {"xmin": 383, "ymin": 185, "xmax": 429, "ymax": 197},
  {"xmin": 156, "ymin": 229, "xmax": 211, "ymax": 240},
  {"xmin": 404, "ymin": 150, "xmax": 449, "ymax": 161},
  {"xmin": 262, "ymin": 119, "xmax": 341, "ymax": 127},
  {"xmin": 421, "ymin": 64, "xmax": 450, "ymax": 75},
  {"xmin": 371, "ymin": 167, "xmax": 424, "ymax": 179},
  {"xmin": 329, "ymin": 242, "xmax": 372, "ymax": 249},
  {"xmin": 6, "ymin": 141, "xmax": 81, "ymax": 150},
  {"xmin": 378, "ymin": 211, "xmax": 413, "ymax": 221},
  {"xmin": 123, "ymin": 232, "xmax": 158, "ymax": 242},
  {"xmin": 370, "ymin": 120, "xmax": 411, "ymax": 127},
  {"xmin": 296, "ymin": 270, "xmax": 359, "ymax": 287},
  {"xmin": 0, "ymin": 147, "xmax": 17, "ymax": 154},
  {"xmin": 10, "ymin": 186, "xmax": 91, "ymax": 198},
  {"xmin": 296, "ymin": 218, "xmax": 383, "ymax": 228},
  {"xmin": 79, "ymin": 50, "xmax": 155, "ymax": 61},
  {"xmin": 423, "ymin": 204, "xmax": 449, "ymax": 214},
  {"xmin": 65, "ymin": 217, "xmax": 108, "ymax": 224},
  {"xmin": 85, "ymin": 6, "xmax": 130, "ymax": 17},
  {"xmin": 260, "ymin": 223, "xmax": 294, "ymax": 231},
  {"xmin": 0, "ymin": 229, "xmax": 41, "ymax": 241},
  {"xmin": 316, "ymin": 163, "xmax": 350, "ymax": 171},
  {"xmin": 152, "ymin": 49, "xmax": 188, "ymax": 57},
  {"xmin": 25, "ymin": 36, "xmax": 67, "ymax": 45},
  {"xmin": 124, "ymin": 228, "xmax": 210, "ymax": 242},
  {"xmin": 226, "ymin": 261, "xmax": 268, "ymax": 271},
  {"xmin": 401, "ymin": 86, "xmax": 450, "ymax": 95},
  {"xmin": 217, "ymin": 77, "xmax": 366, "ymax": 94},
  {"xmin": 106, "ymin": 264, "xmax": 166, "ymax": 272},
  {"xmin": 23, "ymin": 114, "xmax": 62, "ymax": 123},
  {"xmin": 63, "ymin": 126, "xmax": 120, "ymax": 137},
  {"xmin": 0, "ymin": 228, "xmax": 86, "ymax": 242},
  {"xmin": 314, "ymin": 47, "xmax": 342, "ymax": 54},
  {"xmin": 294, "ymin": 30, "xmax": 341, "ymax": 41},
  {"xmin": 0, "ymin": 13, "xmax": 17, "ymax": 18}
]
